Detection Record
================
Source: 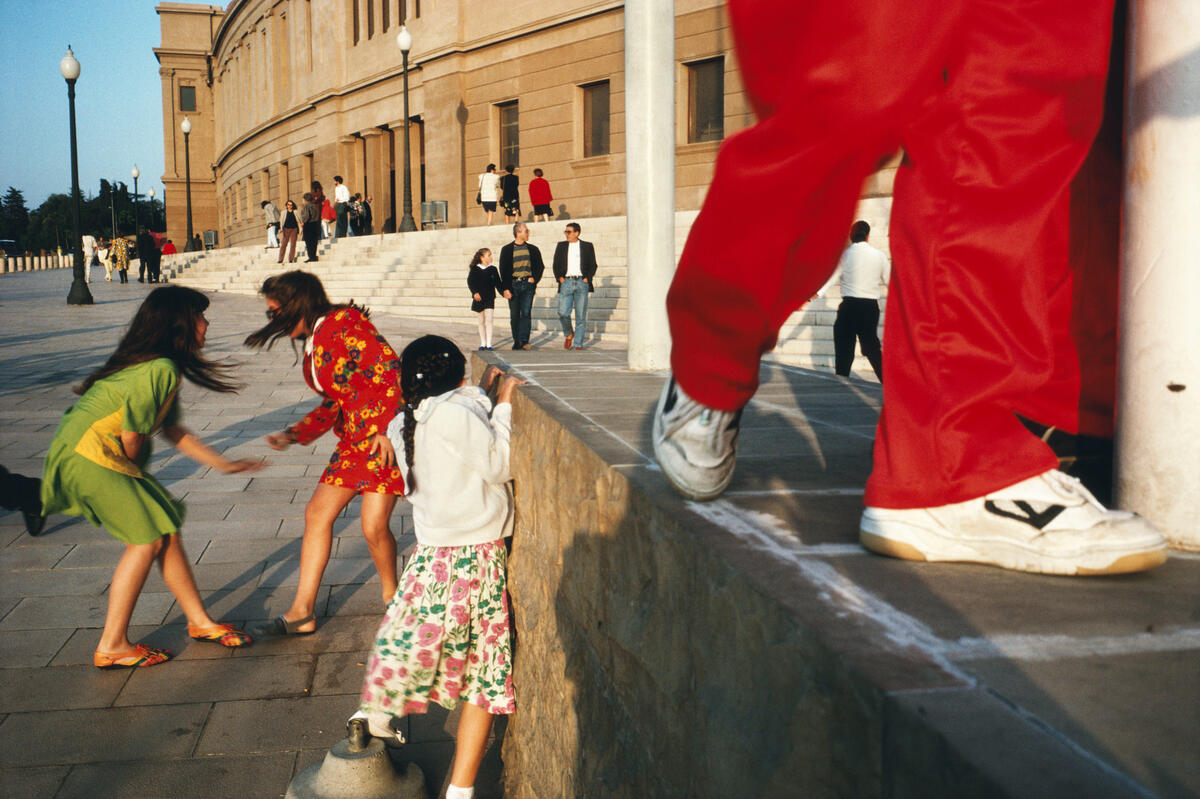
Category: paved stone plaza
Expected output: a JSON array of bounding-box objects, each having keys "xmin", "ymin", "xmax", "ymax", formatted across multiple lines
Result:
[{"xmin": 0, "ymin": 272, "xmax": 500, "ymax": 798}]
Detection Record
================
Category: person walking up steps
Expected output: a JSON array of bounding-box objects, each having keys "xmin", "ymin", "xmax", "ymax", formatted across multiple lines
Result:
[
  {"xmin": 40, "ymin": 286, "xmax": 263, "ymax": 669},
  {"xmin": 352, "ymin": 335, "xmax": 524, "ymax": 799},
  {"xmin": 468, "ymin": 248, "xmax": 502, "ymax": 351}
]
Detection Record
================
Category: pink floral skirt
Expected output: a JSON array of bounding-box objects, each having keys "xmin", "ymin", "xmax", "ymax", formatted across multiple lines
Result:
[{"xmin": 359, "ymin": 539, "xmax": 515, "ymax": 717}]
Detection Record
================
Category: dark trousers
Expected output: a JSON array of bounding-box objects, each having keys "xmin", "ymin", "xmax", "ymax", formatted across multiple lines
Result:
[
  {"xmin": 147, "ymin": 257, "xmax": 161, "ymax": 283},
  {"xmin": 508, "ymin": 281, "xmax": 536, "ymax": 346},
  {"xmin": 334, "ymin": 203, "xmax": 349, "ymax": 238},
  {"xmin": 302, "ymin": 222, "xmax": 321, "ymax": 261},
  {"xmin": 0, "ymin": 466, "xmax": 40, "ymax": 514},
  {"xmin": 278, "ymin": 227, "xmax": 298, "ymax": 262},
  {"xmin": 833, "ymin": 297, "xmax": 882, "ymax": 381}
]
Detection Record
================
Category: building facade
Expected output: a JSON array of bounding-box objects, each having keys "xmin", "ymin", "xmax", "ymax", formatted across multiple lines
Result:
[{"xmin": 156, "ymin": 0, "xmax": 806, "ymax": 249}]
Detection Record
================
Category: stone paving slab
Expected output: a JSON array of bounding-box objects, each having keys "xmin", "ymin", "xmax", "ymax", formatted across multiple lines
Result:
[
  {"xmin": 51, "ymin": 753, "xmax": 297, "ymax": 799},
  {"xmin": 0, "ymin": 272, "xmax": 492, "ymax": 797}
]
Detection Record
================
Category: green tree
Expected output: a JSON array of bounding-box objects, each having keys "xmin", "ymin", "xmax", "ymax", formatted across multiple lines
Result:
[{"xmin": 1, "ymin": 187, "xmax": 29, "ymax": 247}]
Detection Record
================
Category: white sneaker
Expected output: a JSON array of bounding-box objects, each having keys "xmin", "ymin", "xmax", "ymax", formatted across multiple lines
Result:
[
  {"xmin": 347, "ymin": 709, "xmax": 406, "ymax": 745},
  {"xmin": 652, "ymin": 376, "xmax": 742, "ymax": 501},
  {"xmin": 860, "ymin": 469, "xmax": 1168, "ymax": 575}
]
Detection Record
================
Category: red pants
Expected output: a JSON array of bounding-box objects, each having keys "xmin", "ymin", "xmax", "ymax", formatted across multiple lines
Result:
[{"xmin": 667, "ymin": 0, "xmax": 1116, "ymax": 508}]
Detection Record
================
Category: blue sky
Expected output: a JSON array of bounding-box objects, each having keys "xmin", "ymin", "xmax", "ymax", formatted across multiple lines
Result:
[{"xmin": 0, "ymin": 0, "xmax": 182, "ymax": 208}]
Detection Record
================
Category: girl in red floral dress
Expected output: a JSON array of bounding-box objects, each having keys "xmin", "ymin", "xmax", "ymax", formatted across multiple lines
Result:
[{"xmin": 245, "ymin": 271, "xmax": 405, "ymax": 635}]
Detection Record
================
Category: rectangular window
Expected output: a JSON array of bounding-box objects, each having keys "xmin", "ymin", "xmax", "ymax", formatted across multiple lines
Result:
[
  {"xmin": 367, "ymin": 0, "xmax": 374, "ymax": 39},
  {"xmin": 352, "ymin": 0, "xmax": 360, "ymax": 44},
  {"xmin": 498, "ymin": 101, "xmax": 519, "ymax": 169},
  {"xmin": 382, "ymin": 0, "xmax": 389, "ymax": 31},
  {"xmin": 582, "ymin": 81, "xmax": 611, "ymax": 158},
  {"xmin": 179, "ymin": 85, "xmax": 197, "ymax": 112},
  {"xmin": 687, "ymin": 57, "xmax": 724, "ymax": 143}
]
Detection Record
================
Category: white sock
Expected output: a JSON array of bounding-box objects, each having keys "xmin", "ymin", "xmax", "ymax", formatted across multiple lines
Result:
[{"xmin": 446, "ymin": 785, "xmax": 474, "ymax": 799}]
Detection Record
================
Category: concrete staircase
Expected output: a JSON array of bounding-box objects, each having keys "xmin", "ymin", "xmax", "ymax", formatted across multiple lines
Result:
[{"xmin": 163, "ymin": 211, "xmax": 888, "ymax": 372}]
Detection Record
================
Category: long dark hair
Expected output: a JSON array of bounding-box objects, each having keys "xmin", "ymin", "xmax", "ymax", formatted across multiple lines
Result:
[
  {"xmin": 468, "ymin": 248, "xmax": 490, "ymax": 273},
  {"xmin": 399, "ymin": 335, "xmax": 466, "ymax": 492},
  {"xmin": 77, "ymin": 286, "xmax": 240, "ymax": 395},
  {"xmin": 243, "ymin": 270, "xmax": 364, "ymax": 350}
]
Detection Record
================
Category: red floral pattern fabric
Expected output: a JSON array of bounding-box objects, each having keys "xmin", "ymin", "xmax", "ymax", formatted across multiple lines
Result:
[{"xmin": 289, "ymin": 308, "xmax": 406, "ymax": 495}]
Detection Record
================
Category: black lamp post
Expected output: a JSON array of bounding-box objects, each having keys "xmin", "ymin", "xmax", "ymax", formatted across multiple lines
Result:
[
  {"xmin": 61, "ymin": 47, "xmax": 93, "ymax": 305},
  {"xmin": 131, "ymin": 164, "xmax": 141, "ymax": 233},
  {"xmin": 181, "ymin": 116, "xmax": 194, "ymax": 244},
  {"xmin": 396, "ymin": 26, "xmax": 417, "ymax": 232}
]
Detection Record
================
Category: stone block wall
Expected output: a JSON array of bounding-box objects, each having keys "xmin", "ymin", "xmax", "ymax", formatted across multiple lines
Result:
[{"xmin": 497, "ymin": 377, "xmax": 899, "ymax": 798}]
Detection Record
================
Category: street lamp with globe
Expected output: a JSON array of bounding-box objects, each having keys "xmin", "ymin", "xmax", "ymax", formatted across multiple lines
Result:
[
  {"xmin": 181, "ymin": 116, "xmax": 194, "ymax": 245},
  {"xmin": 396, "ymin": 27, "xmax": 417, "ymax": 232},
  {"xmin": 61, "ymin": 46, "xmax": 93, "ymax": 305},
  {"xmin": 132, "ymin": 164, "xmax": 141, "ymax": 234}
]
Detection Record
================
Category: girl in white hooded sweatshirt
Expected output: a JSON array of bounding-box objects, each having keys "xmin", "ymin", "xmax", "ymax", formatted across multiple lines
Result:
[{"xmin": 352, "ymin": 334, "xmax": 524, "ymax": 799}]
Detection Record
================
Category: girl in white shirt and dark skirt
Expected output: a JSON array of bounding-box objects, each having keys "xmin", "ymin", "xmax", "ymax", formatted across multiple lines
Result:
[{"xmin": 353, "ymin": 334, "xmax": 524, "ymax": 799}]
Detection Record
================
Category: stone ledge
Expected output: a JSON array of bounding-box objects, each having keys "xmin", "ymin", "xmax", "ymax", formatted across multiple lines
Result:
[{"xmin": 484, "ymin": 352, "xmax": 1151, "ymax": 798}]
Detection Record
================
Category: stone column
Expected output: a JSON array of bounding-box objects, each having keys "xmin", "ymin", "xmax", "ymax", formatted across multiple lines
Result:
[
  {"xmin": 1116, "ymin": 0, "xmax": 1200, "ymax": 549},
  {"xmin": 625, "ymin": 0, "xmax": 675, "ymax": 371},
  {"xmin": 362, "ymin": 129, "xmax": 389, "ymax": 233}
]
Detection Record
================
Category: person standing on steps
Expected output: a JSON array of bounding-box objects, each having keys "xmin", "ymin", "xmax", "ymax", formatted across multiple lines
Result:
[
  {"xmin": 333, "ymin": 175, "xmax": 351, "ymax": 240},
  {"xmin": 552, "ymin": 222, "xmax": 598, "ymax": 350},
  {"xmin": 499, "ymin": 222, "xmax": 546, "ymax": 350},
  {"xmin": 300, "ymin": 193, "xmax": 322, "ymax": 263},
  {"xmin": 477, "ymin": 164, "xmax": 500, "ymax": 226},
  {"xmin": 278, "ymin": 200, "xmax": 300, "ymax": 264},
  {"xmin": 262, "ymin": 200, "xmax": 281, "ymax": 249},
  {"xmin": 528, "ymin": 168, "xmax": 553, "ymax": 222}
]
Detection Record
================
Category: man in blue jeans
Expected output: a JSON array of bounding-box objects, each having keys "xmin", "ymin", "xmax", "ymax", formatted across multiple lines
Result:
[
  {"xmin": 552, "ymin": 222, "xmax": 598, "ymax": 350},
  {"xmin": 499, "ymin": 222, "xmax": 546, "ymax": 350}
]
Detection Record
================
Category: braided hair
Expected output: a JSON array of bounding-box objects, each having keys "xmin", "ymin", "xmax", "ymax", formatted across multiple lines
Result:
[{"xmin": 399, "ymin": 335, "xmax": 467, "ymax": 492}]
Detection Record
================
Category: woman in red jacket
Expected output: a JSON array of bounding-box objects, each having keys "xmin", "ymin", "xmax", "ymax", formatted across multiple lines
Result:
[{"xmin": 245, "ymin": 271, "xmax": 406, "ymax": 635}]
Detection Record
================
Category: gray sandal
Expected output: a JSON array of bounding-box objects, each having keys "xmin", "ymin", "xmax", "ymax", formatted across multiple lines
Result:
[{"xmin": 252, "ymin": 614, "xmax": 316, "ymax": 637}]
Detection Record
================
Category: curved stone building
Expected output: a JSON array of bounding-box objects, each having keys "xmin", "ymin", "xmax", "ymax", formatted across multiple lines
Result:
[{"xmin": 154, "ymin": 0, "xmax": 771, "ymax": 249}]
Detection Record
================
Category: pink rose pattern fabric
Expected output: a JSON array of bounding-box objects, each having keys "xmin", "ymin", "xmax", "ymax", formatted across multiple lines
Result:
[{"xmin": 360, "ymin": 540, "xmax": 515, "ymax": 717}]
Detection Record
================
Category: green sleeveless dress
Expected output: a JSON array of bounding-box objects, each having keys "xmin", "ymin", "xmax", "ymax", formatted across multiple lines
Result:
[{"xmin": 40, "ymin": 358, "xmax": 186, "ymax": 544}]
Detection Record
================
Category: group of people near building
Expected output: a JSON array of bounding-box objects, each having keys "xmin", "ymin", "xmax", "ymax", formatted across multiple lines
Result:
[
  {"xmin": 79, "ymin": 230, "xmax": 177, "ymax": 285},
  {"xmin": 264, "ymin": 176, "xmax": 375, "ymax": 265},
  {"xmin": 477, "ymin": 164, "xmax": 554, "ymax": 226},
  {"xmin": 466, "ymin": 220, "xmax": 597, "ymax": 352}
]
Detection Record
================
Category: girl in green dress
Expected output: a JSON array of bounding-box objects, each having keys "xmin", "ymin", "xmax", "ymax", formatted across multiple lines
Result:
[{"xmin": 41, "ymin": 286, "xmax": 266, "ymax": 669}]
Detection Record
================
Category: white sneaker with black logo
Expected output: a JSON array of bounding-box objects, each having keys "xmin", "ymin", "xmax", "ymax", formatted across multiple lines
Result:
[
  {"xmin": 860, "ymin": 469, "xmax": 1168, "ymax": 575},
  {"xmin": 652, "ymin": 375, "xmax": 743, "ymax": 501}
]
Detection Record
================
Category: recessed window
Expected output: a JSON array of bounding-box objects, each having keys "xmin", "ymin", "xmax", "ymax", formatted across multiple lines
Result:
[
  {"xmin": 582, "ymin": 81, "xmax": 610, "ymax": 158},
  {"xmin": 179, "ymin": 85, "xmax": 196, "ymax": 112},
  {"xmin": 498, "ymin": 101, "xmax": 519, "ymax": 169},
  {"xmin": 687, "ymin": 57, "xmax": 724, "ymax": 143}
]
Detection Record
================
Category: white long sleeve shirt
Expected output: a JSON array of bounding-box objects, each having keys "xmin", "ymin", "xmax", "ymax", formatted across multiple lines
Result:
[
  {"xmin": 334, "ymin": 183, "xmax": 351, "ymax": 204},
  {"xmin": 818, "ymin": 241, "xmax": 890, "ymax": 300},
  {"xmin": 387, "ymin": 385, "xmax": 513, "ymax": 547}
]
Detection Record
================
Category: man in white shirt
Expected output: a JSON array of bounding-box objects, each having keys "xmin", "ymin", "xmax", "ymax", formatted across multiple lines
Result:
[
  {"xmin": 824, "ymin": 220, "xmax": 889, "ymax": 380},
  {"xmin": 80, "ymin": 233, "xmax": 97, "ymax": 284},
  {"xmin": 261, "ymin": 200, "xmax": 280, "ymax": 248},
  {"xmin": 551, "ymin": 222, "xmax": 598, "ymax": 349},
  {"xmin": 332, "ymin": 175, "xmax": 351, "ymax": 240}
]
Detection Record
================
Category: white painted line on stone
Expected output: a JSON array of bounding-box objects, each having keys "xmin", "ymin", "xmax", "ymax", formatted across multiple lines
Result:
[
  {"xmin": 945, "ymin": 629, "xmax": 1200, "ymax": 662},
  {"xmin": 685, "ymin": 499, "xmax": 974, "ymax": 683}
]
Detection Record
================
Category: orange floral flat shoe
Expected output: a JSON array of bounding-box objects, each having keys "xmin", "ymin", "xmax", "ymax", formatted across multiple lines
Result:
[
  {"xmin": 188, "ymin": 622, "xmax": 253, "ymax": 648},
  {"xmin": 93, "ymin": 644, "xmax": 172, "ymax": 669}
]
